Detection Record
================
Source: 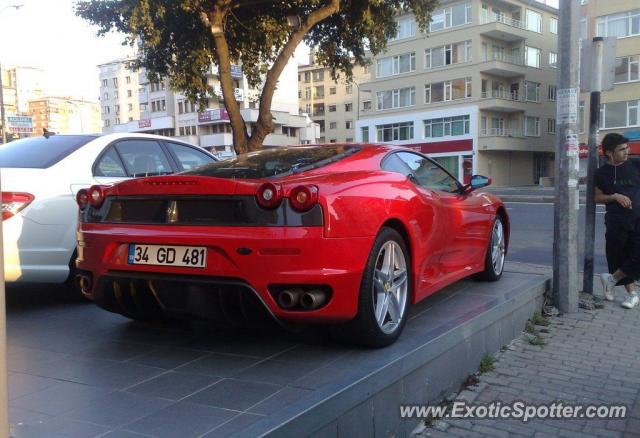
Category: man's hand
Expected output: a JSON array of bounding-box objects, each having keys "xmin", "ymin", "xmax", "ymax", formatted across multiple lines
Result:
[{"xmin": 613, "ymin": 193, "xmax": 633, "ymax": 209}]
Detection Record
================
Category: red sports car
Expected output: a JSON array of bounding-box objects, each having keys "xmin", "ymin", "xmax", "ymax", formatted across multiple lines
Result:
[{"xmin": 75, "ymin": 144, "xmax": 508, "ymax": 347}]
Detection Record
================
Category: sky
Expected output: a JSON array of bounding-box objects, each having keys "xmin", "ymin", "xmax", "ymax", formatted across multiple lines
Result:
[{"xmin": 1, "ymin": 0, "xmax": 559, "ymax": 103}]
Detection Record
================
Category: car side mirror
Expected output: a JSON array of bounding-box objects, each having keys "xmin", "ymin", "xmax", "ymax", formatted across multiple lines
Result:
[{"xmin": 469, "ymin": 175, "xmax": 492, "ymax": 191}]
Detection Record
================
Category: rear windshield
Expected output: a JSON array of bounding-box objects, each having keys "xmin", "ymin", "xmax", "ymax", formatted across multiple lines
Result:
[
  {"xmin": 0, "ymin": 135, "xmax": 96, "ymax": 168},
  {"xmin": 185, "ymin": 145, "xmax": 361, "ymax": 179}
]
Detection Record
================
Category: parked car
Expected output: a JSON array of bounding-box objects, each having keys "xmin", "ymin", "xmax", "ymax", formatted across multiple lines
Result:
[
  {"xmin": 1, "ymin": 132, "xmax": 217, "ymax": 286},
  {"xmin": 75, "ymin": 144, "xmax": 508, "ymax": 346}
]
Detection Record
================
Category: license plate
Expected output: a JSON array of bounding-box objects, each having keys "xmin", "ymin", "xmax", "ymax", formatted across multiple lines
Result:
[{"xmin": 128, "ymin": 244, "xmax": 207, "ymax": 268}]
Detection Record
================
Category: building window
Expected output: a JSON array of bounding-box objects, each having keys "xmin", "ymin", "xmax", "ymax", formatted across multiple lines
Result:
[
  {"xmin": 525, "ymin": 116, "xmax": 540, "ymax": 136},
  {"xmin": 115, "ymin": 117, "xmax": 120, "ymax": 125},
  {"xmin": 314, "ymin": 86, "xmax": 324, "ymax": 98},
  {"xmin": 376, "ymin": 122, "xmax": 414, "ymax": 141},
  {"xmin": 392, "ymin": 16, "xmax": 416, "ymax": 40},
  {"xmin": 424, "ymin": 77, "xmax": 472, "ymax": 103},
  {"xmin": 328, "ymin": 104, "xmax": 337, "ymax": 112},
  {"xmin": 550, "ymin": 17, "xmax": 558, "ymax": 34},
  {"xmin": 525, "ymin": 81, "xmax": 540, "ymax": 102},
  {"xmin": 128, "ymin": 103, "xmax": 133, "ymax": 111},
  {"xmin": 362, "ymin": 100, "xmax": 372, "ymax": 111},
  {"xmin": 547, "ymin": 118, "xmax": 556, "ymax": 134},
  {"xmin": 615, "ymin": 55, "xmax": 640, "ymax": 83},
  {"xmin": 377, "ymin": 52, "xmax": 416, "ymax": 77},
  {"xmin": 579, "ymin": 101, "xmax": 585, "ymax": 133},
  {"xmin": 346, "ymin": 85, "xmax": 353, "ymax": 94},
  {"xmin": 104, "ymin": 119, "xmax": 110, "ymax": 127},
  {"xmin": 429, "ymin": 3, "xmax": 472, "ymax": 32},
  {"xmin": 601, "ymin": 100, "xmax": 640, "ymax": 128},
  {"xmin": 102, "ymin": 79, "xmax": 108, "ymax": 87},
  {"xmin": 548, "ymin": 85, "xmax": 557, "ymax": 101},
  {"xmin": 549, "ymin": 52, "xmax": 558, "ymax": 68},
  {"xmin": 178, "ymin": 101, "xmax": 184, "ymax": 114},
  {"xmin": 114, "ymin": 104, "xmax": 120, "ymax": 114},
  {"xmin": 346, "ymin": 120, "xmax": 352, "ymax": 129},
  {"xmin": 114, "ymin": 91, "xmax": 119, "ymax": 99},
  {"xmin": 103, "ymin": 92, "xmax": 108, "ymax": 100},
  {"xmin": 112, "ymin": 78, "xmax": 118, "ymax": 87},
  {"xmin": 329, "ymin": 87, "xmax": 336, "ymax": 95},
  {"xmin": 345, "ymin": 103, "xmax": 353, "ymax": 112},
  {"xmin": 424, "ymin": 115, "xmax": 470, "ymax": 138},
  {"xmin": 525, "ymin": 9, "xmax": 542, "ymax": 33},
  {"xmin": 361, "ymin": 126, "xmax": 369, "ymax": 142},
  {"xmin": 312, "ymin": 70, "xmax": 324, "ymax": 81},
  {"xmin": 596, "ymin": 10, "xmax": 640, "ymax": 38},
  {"xmin": 525, "ymin": 46, "xmax": 541, "ymax": 68},
  {"xmin": 329, "ymin": 121, "xmax": 337, "ymax": 129},
  {"xmin": 346, "ymin": 137, "xmax": 353, "ymax": 142},
  {"xmin": 305, "ymin": 87, "xmax": 311, "ymax": 100},
  {"xmin": 377, "ymin": 87, "xmax": 415, "ymax": 110},
  {"xmin": 425, "ymin": 41, "xmax": 471, "ymax": 69},
  {"xmin": 127, "ymin": 89, "xmax": 132, "ymax": 97},
  {"xmin": 304, "ymin": 72, "xmax": 311, "ymax": 83}
]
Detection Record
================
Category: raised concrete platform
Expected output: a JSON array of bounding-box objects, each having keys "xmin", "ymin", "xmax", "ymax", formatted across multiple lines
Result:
[{"xmin": 7, "ymin": 269, "xmax": 548, "ymax": 438}]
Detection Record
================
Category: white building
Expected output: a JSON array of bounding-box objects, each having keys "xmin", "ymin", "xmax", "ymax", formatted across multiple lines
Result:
[
  {"xmin": 98, "ymin": 59, "xmax": 141, "ymax": 131},
  {"xmin": 101, "ymin": 57, "xmax": 318, "ymax": 158}
]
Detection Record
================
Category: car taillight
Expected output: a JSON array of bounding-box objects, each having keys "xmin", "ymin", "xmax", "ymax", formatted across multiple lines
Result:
[
  {"xmin": 76, "ymin": 189, "xmax": 89, "ymax": 210},
  {"xmin": 87, "ymin": 185, "xmax": 106, "ymax": 208},
  {"xmin": 256, "ymin": 183, "xmax": 282, "ymax": 209},
  {"xmin": 2, "ymin": 192, "xmax": 35, "ymax": 221},
  {"xmin": 289, "ymin": 185, "xmax": 318, "ymax": 212}
]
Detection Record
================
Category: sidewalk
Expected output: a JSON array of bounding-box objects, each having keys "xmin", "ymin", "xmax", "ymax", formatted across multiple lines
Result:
[
  {"xmin": 415, "ymin": 266, "xmax": 640, "ymax": 437},
  {"xmin": 485, "ymin": 186, "xmax": 587, "ymax": 203}
]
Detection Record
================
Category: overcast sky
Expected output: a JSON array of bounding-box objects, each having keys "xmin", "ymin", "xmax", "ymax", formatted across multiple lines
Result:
[{"xmin": 1, "ymin": 0, "xmax": 558, "ymax": 103}]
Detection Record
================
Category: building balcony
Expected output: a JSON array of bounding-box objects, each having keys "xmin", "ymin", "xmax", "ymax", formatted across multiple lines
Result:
[
  {"xmin": 138, "ymin": 72, "xmax": 149, "ymax": 85},
  {"xmin": 479, "ymin": 12, "xmax": 529, "ymax": 42},
  {"xmin": 478, "ymin": 91, "xmax": 530, "ymax": 112},
  {"xmin": 477, "ymin": 132, "xmax": 553, "ymax": 153},
  {"xmin": 478, "ymin": 54, "xmax": 527, "ymax": 78},
  {"xmin": 263, "ymin": 133, "xmax": 297, "ymax": 147},
  {"xmin": 200, "ymin": 133, "xmax": 233, "ymax": 147},
  {"xmin": 175, "ymin": 135, "xmax": 200, "ymax": 145}
]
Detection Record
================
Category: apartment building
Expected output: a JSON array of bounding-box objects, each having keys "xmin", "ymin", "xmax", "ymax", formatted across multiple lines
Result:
[
  {"xmin": 579, "ymin": 1, "xmax": 640, "ymax": 166},
  {"xmin": 298, "ymin": 56, "xmax": 370, "ymax": 143},
  {"xmin": 28, "ymin": 97, "xmax": 101, "ymax": 134},
  {"xmin": 104, "ymin": 59, "xmax": 317, "ymax": 158},
  {"xmin": 98, "ymin": 59, "xmax": 142, "ymax": 131},
  {"xmin": 355, "ymin": 0, "xmax": 559, "ymax": 186},
  {"xmin": 1, "ymin": 65, "xmax": 44, "ymax": 139}
]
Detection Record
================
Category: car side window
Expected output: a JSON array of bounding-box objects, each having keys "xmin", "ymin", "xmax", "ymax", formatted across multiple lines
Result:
[
  {"xmin": 114, "ymin": 140, "xmax": 172, "ymax": 177},
  {"xmin": 397, "ymin": 152, "xmax": 460, "ymax": 193},
  {"xmin": 166, "ymin": 142, "xmax": 214, "ymax": 170},
  {"xmin": 94, "ymin": 147, "xmax": 127, "ymax": 177}
]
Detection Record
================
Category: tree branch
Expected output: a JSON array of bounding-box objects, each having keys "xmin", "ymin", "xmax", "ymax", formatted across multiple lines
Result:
[{"xmin": 247, "ymin": 0, "xmax": 341, "ymax": 150}]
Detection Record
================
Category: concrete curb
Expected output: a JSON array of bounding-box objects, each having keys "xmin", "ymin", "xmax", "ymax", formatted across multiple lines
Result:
[{"xmin": 497, "ymin": 195, "xmax": 587, "ymax": 203}]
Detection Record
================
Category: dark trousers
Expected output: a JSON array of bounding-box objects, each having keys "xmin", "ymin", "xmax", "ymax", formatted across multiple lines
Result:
[{"xmin": 605, "ymin": 213, "xmax": 640, "ymax": 285}]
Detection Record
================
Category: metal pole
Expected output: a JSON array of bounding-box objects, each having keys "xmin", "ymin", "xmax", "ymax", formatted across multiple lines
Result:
[
  {"xmin": 553, "ymin": 0, "xmax": 580, "ymax": 313},
  {"xmin": 0, "ymin": 62, "xmax": 7, "ymax": 144},
  {"xmin": 582, "ymin": 37, "xmax": 604, "ymax": 295}
]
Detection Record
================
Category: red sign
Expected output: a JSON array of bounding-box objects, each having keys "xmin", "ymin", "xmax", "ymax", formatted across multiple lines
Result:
[
  {"xmin": 406, "ymin": 139, "xmax": 473, "ymax": 154},
  {"xmin": 138, "ymin": 119, "xmax": 152, "ymax": 128},
  {"xmin": 198, "ymin": 108, "xmax": 230, "ymax": 123}
]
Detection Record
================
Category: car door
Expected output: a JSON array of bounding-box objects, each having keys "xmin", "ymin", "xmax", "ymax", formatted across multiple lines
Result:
[{"xmin": 163, "ymin": 141, "xmax": 217, "ymax": 171}]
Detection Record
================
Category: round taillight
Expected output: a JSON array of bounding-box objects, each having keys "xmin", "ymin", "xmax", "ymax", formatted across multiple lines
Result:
[
  {"xmin": 289, "ymin": 185, "xmax": 318, "ymax": 212},
  {"xmin": 76, "ymin": 189, "xmax": 89, "ymax": 210},
  {"xmin": 256, "ymin": 183, "xmax": 282, "ymax": 209},
  {"xmin": 87, "ymin": 185, "xmax": 105, "ymax": 208}
]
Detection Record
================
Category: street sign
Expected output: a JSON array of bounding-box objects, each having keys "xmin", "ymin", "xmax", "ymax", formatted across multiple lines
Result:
[
  {"xmin": 556, "ymin": 88, "xmax": 578, "ymax": 125},
  {"xmin": 580, "ymin": 37, "xmax": 616, "ymax": 92},
  {"xmin": 6, "ymin": 115, "xmax": 33, "ymax": 134}
]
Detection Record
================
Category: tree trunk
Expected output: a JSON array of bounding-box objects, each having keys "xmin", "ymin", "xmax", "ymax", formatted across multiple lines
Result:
[
  {"xmin": 246, "ymin": 0, "xmax": 341, "ymax": 151},
  {"xmin": 208, "ymin": 5, "xmax": 250, "ymax": 154}
]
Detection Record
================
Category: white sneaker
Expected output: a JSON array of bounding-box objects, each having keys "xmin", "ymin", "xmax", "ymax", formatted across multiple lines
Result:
[
  {"xmin": 621, "ymin": 293, "xmax": 639, "ymax": 309},
  {"xmin": 600, "ymin": 273, "xmax": 616, "ymax": 301}
]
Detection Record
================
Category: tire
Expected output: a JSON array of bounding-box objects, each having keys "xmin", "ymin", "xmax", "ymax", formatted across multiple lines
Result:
[
  {"xmin": 474, "ymin": 215, "xmax": 506, "ymax": 282},
  {"xmin": 343, "ymin": 227, "xmax": 411, "ymax": 348}
]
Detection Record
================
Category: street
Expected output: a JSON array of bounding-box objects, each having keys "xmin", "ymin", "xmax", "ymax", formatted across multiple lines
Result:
[{"xmin": 505, "ymin": 201, "xmax": 608, "ymax": 274}]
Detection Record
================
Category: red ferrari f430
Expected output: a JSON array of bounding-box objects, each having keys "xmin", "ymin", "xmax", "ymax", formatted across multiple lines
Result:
[{"xmin": 75, "ymin": 144, "xmax": 508, "ymax": 347}]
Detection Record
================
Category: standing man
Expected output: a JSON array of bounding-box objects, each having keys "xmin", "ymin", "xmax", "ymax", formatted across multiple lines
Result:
[{"xmin": 596, "ymin": 133, "xmax": 640, "ymax": 309}]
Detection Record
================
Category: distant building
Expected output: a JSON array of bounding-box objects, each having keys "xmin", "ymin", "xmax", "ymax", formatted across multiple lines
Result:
[
  {"xmin": 355, "ymin": 0, "xmax": 559, "ymax": 186},
  {"xmin": 98, "ymin": 59, "xmax": 142, "ymax": 131},
  {"xmin": 298, "ymin": 54, "xmax": 371, "ymax": 143},
  {"xmin": 1, "ymin": 65, "xmax": 45, "ymax": 139},
  {"xmin": 28, "ymin": 97, "xmax": 101, "ymax": 135},
  {"xmin": 99, "ymin": 58, "xmax": 317, "ymax": 158},
  {"xmin": 579, "ymin": 1, "xmax": 640, "ymax": 169}
]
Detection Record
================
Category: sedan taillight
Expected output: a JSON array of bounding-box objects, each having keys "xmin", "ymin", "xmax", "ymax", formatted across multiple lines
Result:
[
  {"xmin": 76, "ymin": 189, "xmax": 89, "ymax": 210},
  {"xmin": 2, "ymin": 192, "xmax": 35, "ymax": 221}
]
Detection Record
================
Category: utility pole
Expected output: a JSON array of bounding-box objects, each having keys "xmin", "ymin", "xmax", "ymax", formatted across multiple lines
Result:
[
  {"xmin": 582, "ymin": 37, "xmax": 605, "ymax": 295},
  {"xmin": 553, "ymin": 0, "xmax": 580, "ymax": 313}
]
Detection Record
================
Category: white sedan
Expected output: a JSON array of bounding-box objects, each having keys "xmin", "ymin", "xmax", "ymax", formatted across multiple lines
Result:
[{"xmin": 1, "ymin": 132, "xmax": 217, "ymax": 285}]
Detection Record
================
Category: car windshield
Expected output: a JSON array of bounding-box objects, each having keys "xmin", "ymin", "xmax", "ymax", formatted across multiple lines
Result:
[
  {"xmin": 184, "ymin": 145, "xmax": 361, "ymax": 179},
  {"xmin": 0, "ymin": 135, "xmax": 96, "ymax": 168}
]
